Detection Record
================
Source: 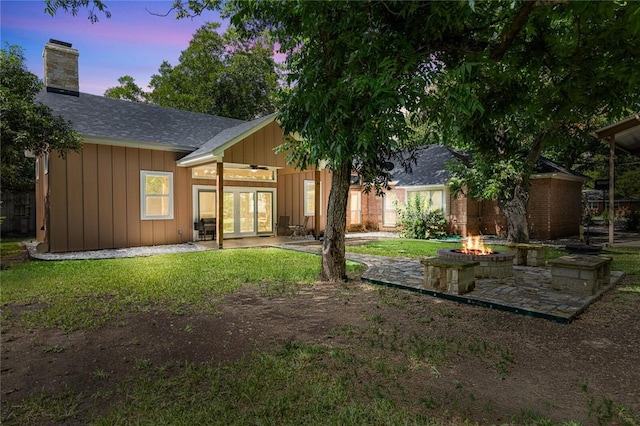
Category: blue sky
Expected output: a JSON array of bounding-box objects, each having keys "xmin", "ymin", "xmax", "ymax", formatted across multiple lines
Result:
[{"xmin": 1, "ymin": 1, "xmax": 223, "ymax": 95}]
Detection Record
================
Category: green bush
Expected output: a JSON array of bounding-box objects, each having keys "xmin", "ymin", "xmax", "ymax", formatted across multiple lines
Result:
[
  {"xmin": 625, "ymin": 209, "xmax": 640, "ymax": 232},
  {"xmin": 396, "ymin": 195, "xmax": 448, "ymax": 240}
]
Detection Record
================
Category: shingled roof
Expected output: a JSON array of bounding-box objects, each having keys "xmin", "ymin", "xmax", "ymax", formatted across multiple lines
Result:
[
  {"xmin": 36, "ymin": 91, "xmax": 245, "ymax": 151},
  {"xmin": 391, "ymin": 145, "xmax": 463, "ymax": 186},
  {"xmin": 391, "ymin": 144, "xmax": 585, "ymax": 187}
]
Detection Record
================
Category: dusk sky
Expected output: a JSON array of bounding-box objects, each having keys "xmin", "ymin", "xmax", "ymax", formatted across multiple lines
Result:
[{"xmin": 1, "ymin": 1, "xmax": 225, "ymax": 95}]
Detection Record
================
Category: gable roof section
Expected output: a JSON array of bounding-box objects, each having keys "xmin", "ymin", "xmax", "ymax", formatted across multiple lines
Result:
[
  {"xmin": 36, "ymin": 90, "xmax": 245, "ymax": 151},
  {"xmin": 391, "ymin": 145, "xmax": 585, "ymax": 187},
  {"xmin": 177, "ymin": 113, "xmax": 277, "ymax": 166}
]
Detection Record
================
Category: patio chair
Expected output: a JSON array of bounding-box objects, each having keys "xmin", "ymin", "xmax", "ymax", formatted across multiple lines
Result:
[
  {"xmin": 290, "ymin": 216, "xmax": 310, "ymax": 237},
  {"xmin": 277, "ymin": 216, "xmax": 291, "ymax": 236}
]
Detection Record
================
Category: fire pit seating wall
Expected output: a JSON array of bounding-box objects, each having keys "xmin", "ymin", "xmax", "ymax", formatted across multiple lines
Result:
[
  {"xmin": 436, "ymin": 249, "xmax": 515, "ymax": 279},
  {"xmin": 549, "ymin": 254, "xmax": 612, "ymax": 296},
  {"xmin": 505, "ymin": 243, "xmax": 547, "ymax": 267},
  {"xmin": 421, "ymin": 257, "xmax": 478, "ymax": 295}
]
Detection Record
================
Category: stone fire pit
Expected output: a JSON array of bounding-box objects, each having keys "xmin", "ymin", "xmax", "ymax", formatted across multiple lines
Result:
[{"xmin": 436, "ymin": 248, "xmax": 515, "ymax": 278}]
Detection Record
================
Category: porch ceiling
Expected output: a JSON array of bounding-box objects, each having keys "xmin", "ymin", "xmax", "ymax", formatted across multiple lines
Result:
[{"xmin": 594, "ymin": 113, "xmax": 640, "ymax": 157}]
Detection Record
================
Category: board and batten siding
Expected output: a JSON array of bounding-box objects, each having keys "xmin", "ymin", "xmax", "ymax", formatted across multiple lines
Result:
[
  {"xmin": 223, "ymin": 121, "xmax": 288, "ymax": 168},
  {"xmin": 47, "ymin": 143, "xmax": 192, "ymax": 253},
  {"xmin": 276, "ymin": 166, "xmax": 331, "ymax": 230}
]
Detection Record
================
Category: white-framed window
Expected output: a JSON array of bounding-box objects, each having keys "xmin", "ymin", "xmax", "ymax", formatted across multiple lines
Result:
[
  {"xmin": 141, "ymin": 171, "xmax": 174, "ymax": 220},
  {"xmin": 303, "ymin": 180, "xmax": 321, "ymax": 216},
  {"xmin": 44, "ymin": 152, "xmax": 49, "ymax": 174},
  {"xmin": 383, "ymin": 190, "xmax": 398, "ymax": 226},
  {"xmin": 406, "ymin": 188, "xmax": 444, "ymax": 213},
  {"xmin": 35, "ymin": 157, "xmax": 40, "ymax": 181}
]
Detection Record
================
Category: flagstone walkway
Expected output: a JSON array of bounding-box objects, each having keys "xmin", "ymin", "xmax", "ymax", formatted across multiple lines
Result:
[{"xmin": 282, "ymin": 243, "xmax": 624, "ymax": 324}]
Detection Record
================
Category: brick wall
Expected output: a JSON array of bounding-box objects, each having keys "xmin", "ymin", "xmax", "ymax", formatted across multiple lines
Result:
[{"xmin": 351, "ymin": 176, "xmax": 583, "ymax": 239}]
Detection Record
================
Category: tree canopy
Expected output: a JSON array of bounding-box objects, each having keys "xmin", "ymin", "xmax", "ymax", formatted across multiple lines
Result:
[
  {"xmin": 104, "ymin": 22, "xmax": 279, "ymax": 120},
  {"xmin": 1, "ymin": 44, "xmax": 82, "ymax": 192},
  {"xmin": 424, "ymin": 1, "xmax": 640, "ymax": 241}
]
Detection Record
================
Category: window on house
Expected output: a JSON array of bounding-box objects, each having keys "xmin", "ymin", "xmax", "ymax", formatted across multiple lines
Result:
[
  {"xmin": 304, "ymin": 180, "xmax": 321, "ymax": 216},
  {"xmin": 192, "ymin": 164, "xmax": 217, "ymax": 180},
  {"xmin": 406, "ymin": 189, "xmax": 444, "ymax": 213},
  {"xmin": 350, "ymin": 191, "xmax": 362, "ymax": 225},
  {"xmin": 44, "ymin": 152, "xmax": 49, "ymax": 174},
  {"xmin": 35, "ymin": 158, "xmax": 40, "ymax": 181},
  {"xmin": 141, "ymin": 171, "xmax": 174, "ymax": 220},
  {"xmin": 383, "ymin": 191, "xmax": 398, "ymax": 226}
]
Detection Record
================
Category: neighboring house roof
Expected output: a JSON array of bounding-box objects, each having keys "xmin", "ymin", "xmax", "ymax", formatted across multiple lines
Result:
[
  {"xmin": 392, "ymin": 145, "xmax": 463, "ymax": 187},
  {"xmin": 391, "ymin": 144, "xmax": 586, "ymax": 187},
  {"xmin": 36, "ymin": 90, "xmax": 245, "ymax": 151},
  {"xmin": 177, "ymin": 113, "xmax": 277, "ymax": 166}
]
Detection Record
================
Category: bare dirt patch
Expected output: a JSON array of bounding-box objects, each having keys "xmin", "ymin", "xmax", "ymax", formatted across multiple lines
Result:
[{"xmin": 2, "ymin": 274, "xmax": 639, "ymax": 424}]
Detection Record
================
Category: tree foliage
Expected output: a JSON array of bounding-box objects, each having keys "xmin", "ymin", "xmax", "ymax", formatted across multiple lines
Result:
[
  {"xmin": 422, "ymin": 1, "xmax": 639, "ymax": 241},
  {"xmin": 227, "ymin": 1, "xmax": 451, "ymax": 280},
  {"xmin": 103, "ymin": 75, "xmax": 146, "ymax": 102},
  {"xmin": 104, "ymin": 23, "xmax": 278, "ymax": 120},
  {"xmin": 1, "ymin": 44, "xmax": 82, "ymax": 192},
  {"xmin": 44, "ymin": 0, "xmax": 110, "ymax": 22}
]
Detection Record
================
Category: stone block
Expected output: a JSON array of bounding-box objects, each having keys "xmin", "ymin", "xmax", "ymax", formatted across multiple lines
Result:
[{"xmin": 422, "ymin": 257, "xmax": 477, "ymax": 295}]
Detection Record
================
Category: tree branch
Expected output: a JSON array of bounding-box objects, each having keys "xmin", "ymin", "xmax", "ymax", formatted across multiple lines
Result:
[{"xmin": 489, "ymin": 2, "xmax": 537, "ymax": 61}]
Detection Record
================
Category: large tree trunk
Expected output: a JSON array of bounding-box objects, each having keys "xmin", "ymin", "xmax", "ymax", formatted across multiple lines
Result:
[
  {"xmin": 321, "ymin": 160, "xmax": 352, "ymax": 282},
  {"xmin": 500, "ymin": 182, "xmax": 530, "ymax": 243},
  {"xmin": 499, "ymin": 132, "xmax": 545, "ymax": 243}
]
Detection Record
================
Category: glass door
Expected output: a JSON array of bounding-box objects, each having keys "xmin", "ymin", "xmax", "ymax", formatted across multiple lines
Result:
[
  {"xmin": 222, "ymin": 188, "xmax": 275, "ymax": 238},
  {"xmin": 223, "ymin": 192, "xmax": 235, "ymax": 235},
  {"xmin": 257, "ymin": 192, "xmax": 273, "ymax": 234},
  {"xmin": 239, "ymin": 192, "xmax": 255, "ymax": 234}
]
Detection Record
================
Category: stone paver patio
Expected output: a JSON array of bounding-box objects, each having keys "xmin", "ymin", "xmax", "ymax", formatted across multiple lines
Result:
[{"xmin": 283, "ymin": 244, "xmax": 624, "ymax": 324}]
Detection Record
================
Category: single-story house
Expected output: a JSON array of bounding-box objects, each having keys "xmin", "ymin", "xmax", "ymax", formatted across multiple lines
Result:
[
  {"xmin": 346, "ymin": 144, "xmax": 588, "ymax": 240},
  {"xmin": 35, "ymin": 39, "xmax": 587, "ymax": 252},
  {"xmin": 583, "ymin": 189, "xmax": 639, "ymax": 216},
  {"xmin": 35, "ymin": 39, "xmax": 330, "ymax": 253}
]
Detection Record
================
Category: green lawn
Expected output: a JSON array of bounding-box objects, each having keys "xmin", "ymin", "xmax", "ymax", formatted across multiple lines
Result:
[
  {"xmin": 1, "ymin": 243, "xmax": 638, "ymax": 425},
  {"xmin": 1, "ymin": 248, "xmax": 359, "ymax": 331},
  {"xmin": 347, "ymin": 239, "xmax": 567, "ymax": 263},
  {"xmin": 1, "ymin": 238, "xmax": 23, "ymax": 258}
]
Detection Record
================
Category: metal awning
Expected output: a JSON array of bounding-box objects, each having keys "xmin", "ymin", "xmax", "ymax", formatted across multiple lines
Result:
[{"xmin": 593, "ymin": 113, "xmax": 640, "ymax": 245}]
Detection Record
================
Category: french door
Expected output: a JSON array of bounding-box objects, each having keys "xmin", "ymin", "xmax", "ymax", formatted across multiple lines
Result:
[{"xmin": 223, "ymin": 188, "xmax": 274, "ymax": 238}]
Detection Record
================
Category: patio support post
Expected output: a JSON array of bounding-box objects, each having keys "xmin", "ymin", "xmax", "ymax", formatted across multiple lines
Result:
[
  {"xmin": 314, "ymin": 169, "xmax": 321, "ymax": 238},
  {"xmin": 609, "ymin": 136, "xmax": 615, "ymax": 245},
  {"xmin": 216, "ymin": 161, "xmax": 224, "ymax": 248}
]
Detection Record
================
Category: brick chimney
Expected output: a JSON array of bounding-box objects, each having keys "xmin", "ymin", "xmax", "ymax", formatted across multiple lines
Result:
[{"xmin": 43, "ymin": 39, "xmax": 79, "ymax": 96}]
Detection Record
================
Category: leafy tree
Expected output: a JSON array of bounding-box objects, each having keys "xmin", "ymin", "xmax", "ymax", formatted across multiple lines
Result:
[
  {"xmin": 423, "ymin": 2, "xmax": 639, "ymax": 242},
  {"xmin": 228, "ymin": 1, "xmax": 440, "ymax": 280},
  {"xmin": 103, "ymin": 75, "xmax": 146, "ymax": 102},
  {"xmin": 0, "ymin": 44, "xmax": 82, "ymax": 192},
  {"xmin": 105, "ymin": 23, "xmax": 279, "ymax": 120},
  {"xmin": 44, "ymin": 0, "xmax": 110, "ymax": 22}
]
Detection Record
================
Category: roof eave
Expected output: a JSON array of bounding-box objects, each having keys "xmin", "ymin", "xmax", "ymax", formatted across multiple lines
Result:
[
  {"xmin": 176, "ymin": 152, "xmax": 222, "ymax": 167},
  {"xmin": 210, "ymin": 114, "xmax": 277, "ymax": 157}
]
